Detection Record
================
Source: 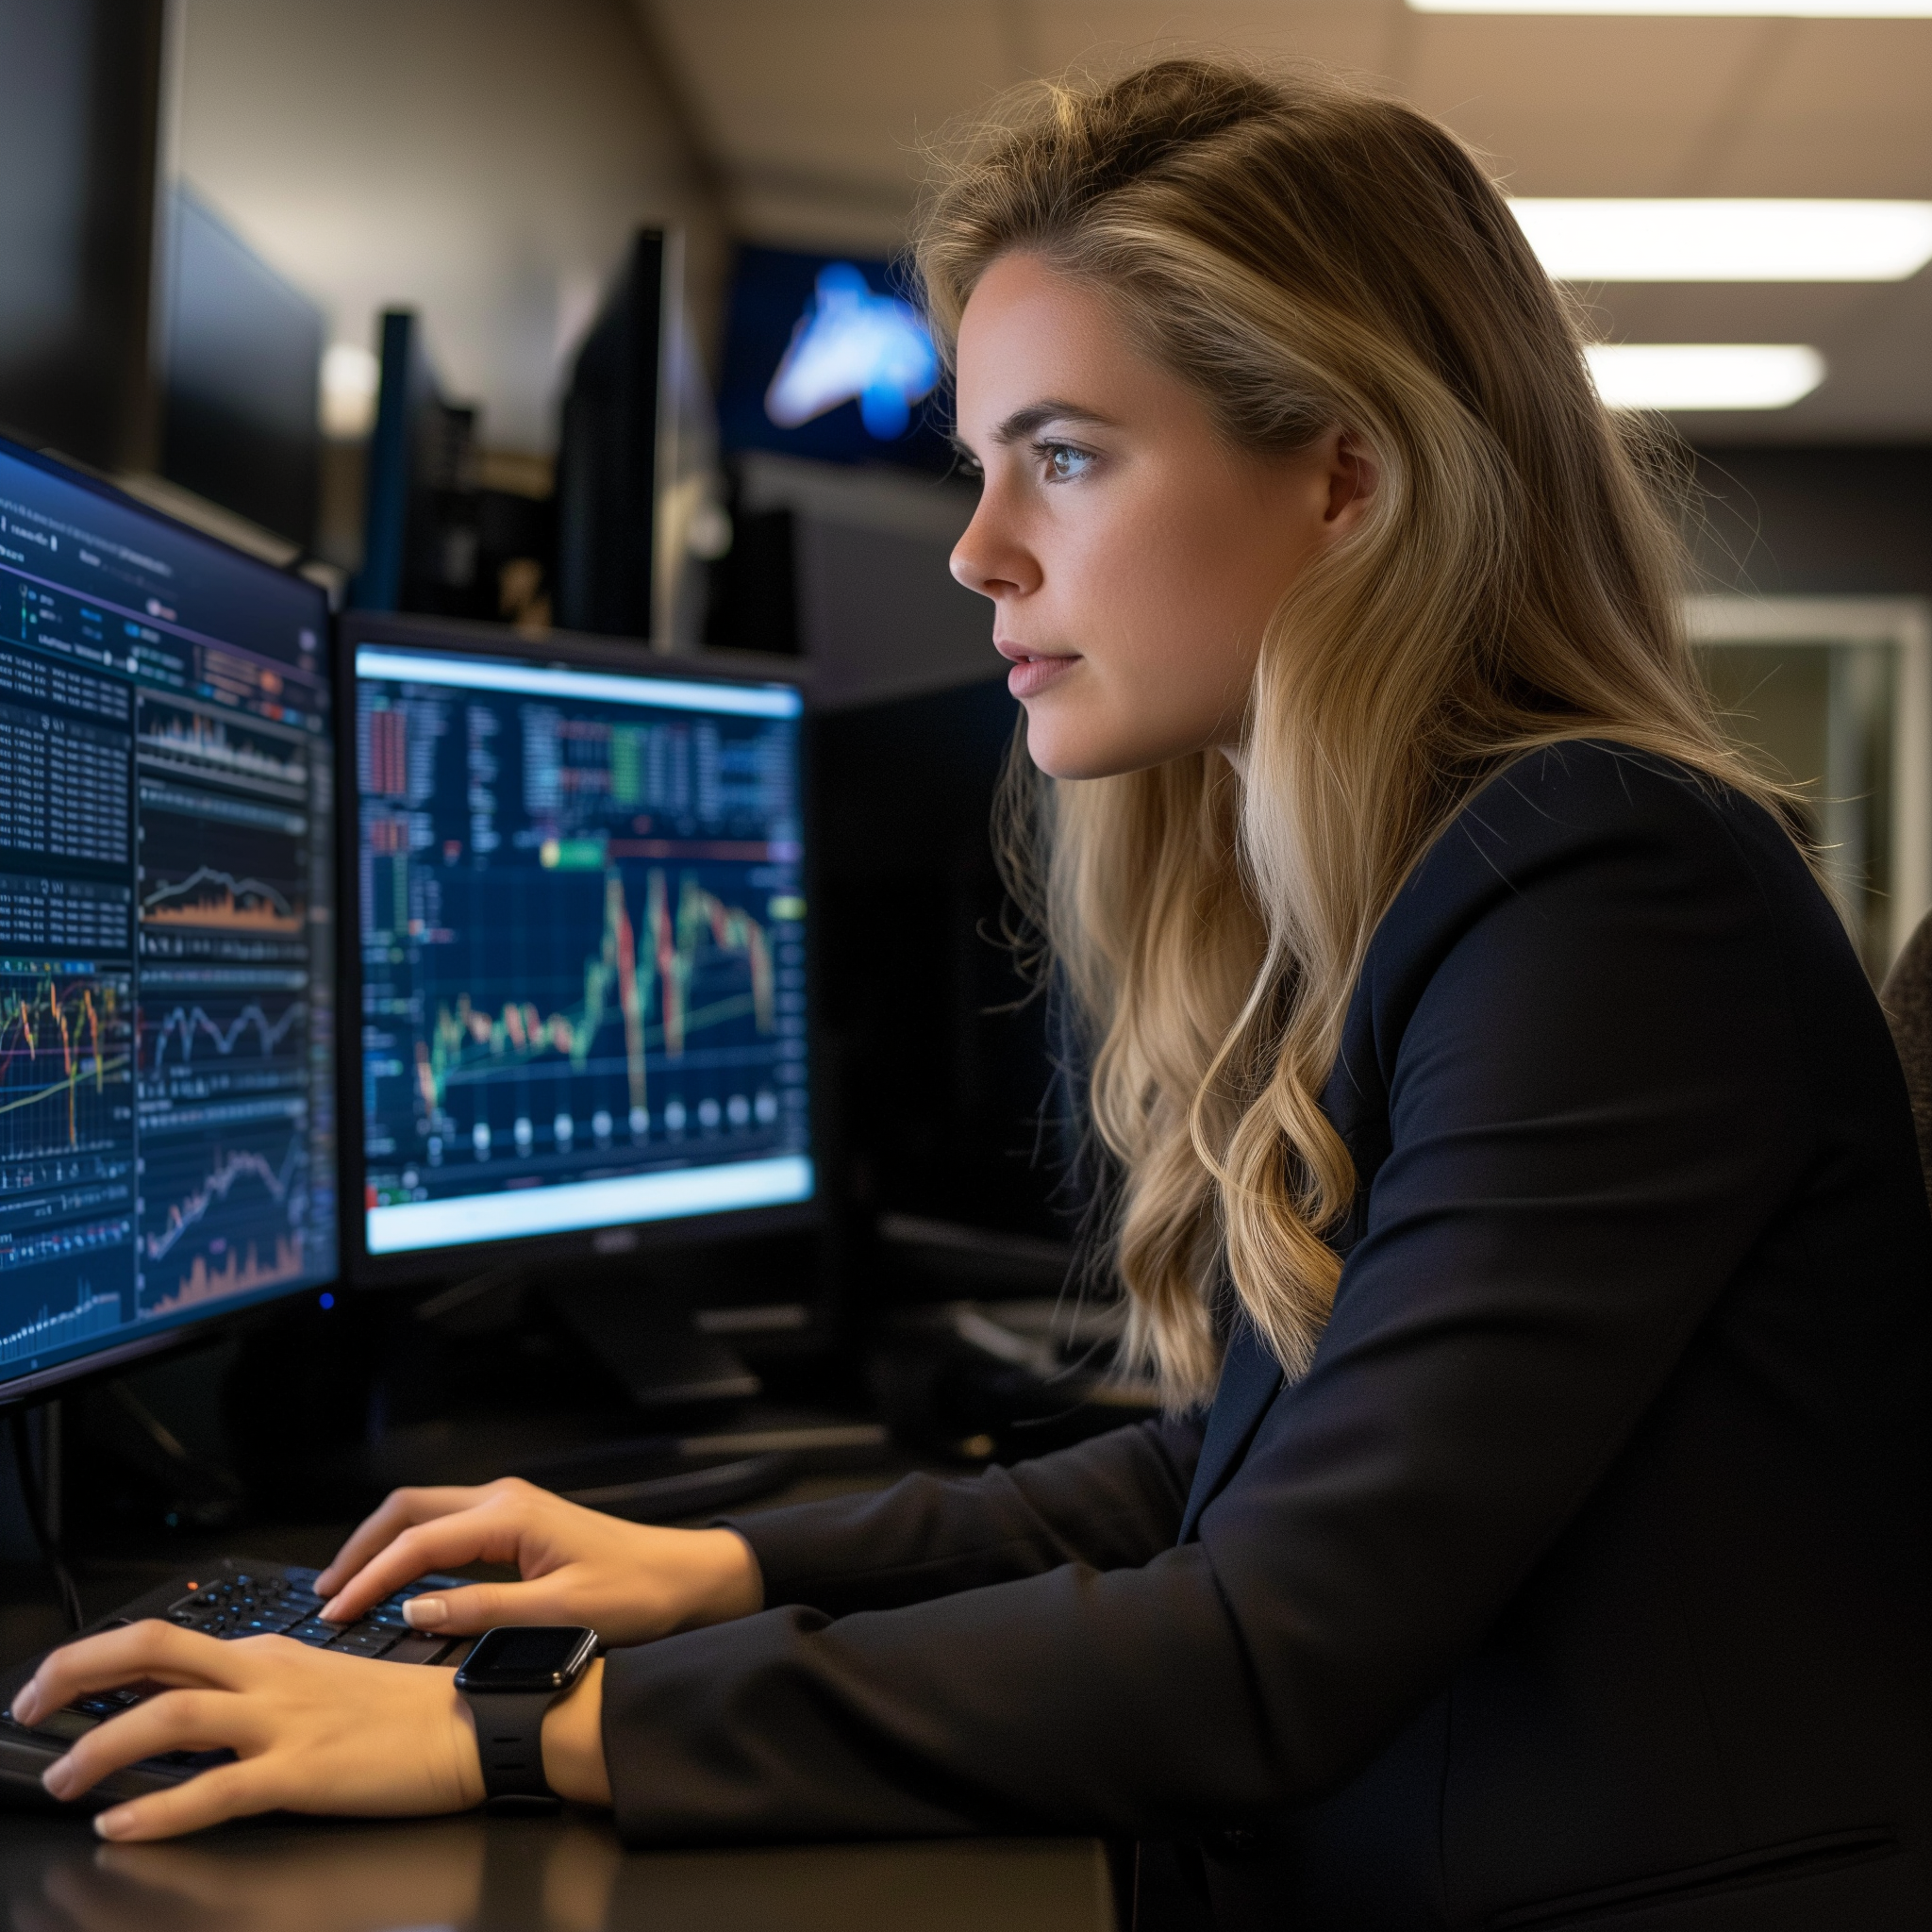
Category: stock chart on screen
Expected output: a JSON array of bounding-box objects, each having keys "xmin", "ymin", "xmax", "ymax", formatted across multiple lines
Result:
[
  {"xmin": 354, "ymin": 646, "xmax": 810, "ymax": 1255},
  {"xmin": 0, "ymin": 439, "xmax": 334, "ymax": 1383}
]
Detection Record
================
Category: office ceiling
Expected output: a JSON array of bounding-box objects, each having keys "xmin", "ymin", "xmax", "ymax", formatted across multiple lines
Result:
[{"xmin": 640, "ymin": 0, "xmax": 1932, "ymax": 441}]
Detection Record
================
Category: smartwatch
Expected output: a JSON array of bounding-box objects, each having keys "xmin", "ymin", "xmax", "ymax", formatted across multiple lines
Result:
[{"xmin": 454, "ymin": 1625, "xmax": 598, "ymax": 1806}]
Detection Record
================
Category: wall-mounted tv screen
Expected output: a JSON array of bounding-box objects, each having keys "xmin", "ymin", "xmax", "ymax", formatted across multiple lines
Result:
[{"xmin": 716, "ymin": 245, "xmax": 951, "ymax": 474}]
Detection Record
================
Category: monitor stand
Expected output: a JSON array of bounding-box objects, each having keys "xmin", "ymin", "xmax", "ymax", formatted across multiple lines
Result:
[{"xmin": 548, "ymin": 1279, "xmax": 761, "ymax": 1409}]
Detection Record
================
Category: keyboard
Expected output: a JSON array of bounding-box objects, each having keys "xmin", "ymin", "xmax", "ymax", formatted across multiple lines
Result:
[{"xmin": 0, "ymin": 1557, "xmax": 473, "ymax": 1810}]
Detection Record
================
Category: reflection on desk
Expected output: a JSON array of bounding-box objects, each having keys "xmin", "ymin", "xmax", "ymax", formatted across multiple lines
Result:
[{"xmin": 0, "ymin": 1811, "xmax": 1115, "ymax": 1932}]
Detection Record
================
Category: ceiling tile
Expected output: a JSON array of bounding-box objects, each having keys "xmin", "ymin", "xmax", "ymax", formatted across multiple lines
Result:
[
  {"xmin": 1707, "ymin": 22, "xmax": 1932, "ymax": 196},
  {"xmin": 654, "ymin": 0, "xmax": 1014, "ymax": 187}
]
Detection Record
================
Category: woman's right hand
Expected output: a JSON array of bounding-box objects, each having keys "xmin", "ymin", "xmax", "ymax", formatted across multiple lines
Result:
[{"xmin": 311, "ymin": 1478, "xmax": 764, "ymax": 1644}]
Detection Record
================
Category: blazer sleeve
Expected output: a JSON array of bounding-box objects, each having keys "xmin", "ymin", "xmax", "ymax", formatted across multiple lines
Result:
[
  {"xmin": 729, "ymin": 1413, "xmax": 1202, "ymax": 1617},
  {"xmin": 597, "ymin": 767, "xmax": 1816, "ymax": 1843}
]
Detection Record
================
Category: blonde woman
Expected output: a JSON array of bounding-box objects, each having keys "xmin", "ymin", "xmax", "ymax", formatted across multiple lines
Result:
[{"xmin": 20, "ymin": 60, "xmax": 1930, "ymax": 1931}]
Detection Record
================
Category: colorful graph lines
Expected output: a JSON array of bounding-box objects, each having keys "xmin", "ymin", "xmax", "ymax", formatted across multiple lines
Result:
[
  {"xmin": 142, "ymin": 1145, "xmax": 297, "ymax": 1265},
  {"xmin": 412, "ymin": 869, "xmax": 774, "ymax": 1119}
]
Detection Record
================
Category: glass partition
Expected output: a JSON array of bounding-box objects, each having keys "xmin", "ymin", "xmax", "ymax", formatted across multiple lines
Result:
[{"xmin": 1686, "ymin": 596, "xmax": 1932, "ymax": 979}]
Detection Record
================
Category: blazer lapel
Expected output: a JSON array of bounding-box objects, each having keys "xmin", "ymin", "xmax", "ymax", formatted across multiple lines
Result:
[{"xmin": 1177, "ymin": 1323, "xmax": 1283, "ymax": 1542}]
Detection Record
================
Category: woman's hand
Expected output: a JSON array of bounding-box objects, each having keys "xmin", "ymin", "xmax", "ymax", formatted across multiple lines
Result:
[
  {"xmin": 314, "ymin": 1476, "xmax": 763, "ymax": 1644},
  {"xmin": 8, "ymin": 1621, "xmax": 486, "ymax": 1840}
]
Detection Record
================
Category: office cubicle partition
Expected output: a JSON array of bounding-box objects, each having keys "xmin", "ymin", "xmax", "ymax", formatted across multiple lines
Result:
[{"xmin": 1687, "ymin": 595, "xmax": 1932, "ymax": 978}]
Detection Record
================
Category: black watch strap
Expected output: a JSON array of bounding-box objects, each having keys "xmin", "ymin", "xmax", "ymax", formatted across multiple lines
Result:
[{"xmin": 468, "ymin": 1689, "xmax": 559, "ymax": 1802}]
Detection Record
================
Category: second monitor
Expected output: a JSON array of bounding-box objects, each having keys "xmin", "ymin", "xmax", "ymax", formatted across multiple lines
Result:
[{"xmin": 343, "ymin": 615, "xmax": 812, "ymax": 1290}]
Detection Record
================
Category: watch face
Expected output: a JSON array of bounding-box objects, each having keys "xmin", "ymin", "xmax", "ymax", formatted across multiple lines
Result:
[{"xmin": 455, "ymin": 1625, "xmax": 597, "ymax": 1692}]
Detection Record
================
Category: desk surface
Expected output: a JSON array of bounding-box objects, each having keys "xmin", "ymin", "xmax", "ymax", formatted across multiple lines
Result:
[{"xmin": 0, "ymin": 1811, "xmax": 1115, "ymax": 1932}]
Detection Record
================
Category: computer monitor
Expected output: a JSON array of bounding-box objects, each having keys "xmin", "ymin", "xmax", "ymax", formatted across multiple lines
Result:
[
  {"xmin": 159, "ymin": 186, "xmax": 325, "ymax": 549},
  {"xmin": 341, "ymin": 613, "xmax": 813, "ymax": 1290},
  {"xmin": 0, "ymin": 430, "xmax": 337, "ymax": 1404}
]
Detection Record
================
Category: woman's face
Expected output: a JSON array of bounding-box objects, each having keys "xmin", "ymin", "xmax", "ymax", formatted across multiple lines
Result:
[{"xmin": 950, "ymin": 250, "xmax": 1367, "ymax": 779}]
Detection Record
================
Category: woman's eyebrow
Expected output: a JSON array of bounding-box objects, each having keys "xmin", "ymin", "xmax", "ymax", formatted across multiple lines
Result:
[{"xmin": 990, "ymin": 400, "xmax": 1115, "ymax": 444}]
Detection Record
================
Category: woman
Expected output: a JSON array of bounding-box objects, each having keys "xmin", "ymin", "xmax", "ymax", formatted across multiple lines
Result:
[{"xmin": 16, "ymin": 59, "xmax": 1930, "ymax": 1929}]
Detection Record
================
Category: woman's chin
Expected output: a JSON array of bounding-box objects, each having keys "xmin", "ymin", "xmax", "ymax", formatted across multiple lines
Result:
[{"xmin": 1024, "ymin": 728, "xmax": 1165, "ymax": 782}]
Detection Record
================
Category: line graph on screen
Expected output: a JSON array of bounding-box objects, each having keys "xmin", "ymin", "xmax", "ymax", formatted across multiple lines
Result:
[{"xmin": 141, "ymin": 866, "xmax": 304, "ymax": 935}]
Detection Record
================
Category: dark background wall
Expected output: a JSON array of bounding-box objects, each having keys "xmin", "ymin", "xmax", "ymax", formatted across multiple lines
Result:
[{"xmin": 1693, "ymin": 445, "xmax": 1932, "ymax": 600}]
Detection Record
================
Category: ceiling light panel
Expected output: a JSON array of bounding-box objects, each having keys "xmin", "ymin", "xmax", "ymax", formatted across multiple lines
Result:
[
  {"xmin": 1510, "ymin": 200, "xmax": 1932, "ymax": 281},
  {"xmin": 1413, "ymin": 2, "xmax": 1932, "ymax": 14},
  {"xmin": 1584, "ymin": 343, "xmax": 1826, "ymax": 408}
]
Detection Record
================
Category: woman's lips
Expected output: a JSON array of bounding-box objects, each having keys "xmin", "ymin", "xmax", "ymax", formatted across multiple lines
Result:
[{"xmin": 998, "ymin": 647, "xmax": 1079, "ymax": 700}]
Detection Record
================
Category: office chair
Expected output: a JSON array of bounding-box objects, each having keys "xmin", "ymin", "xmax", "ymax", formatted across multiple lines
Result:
[{"xmin": 1880, "ymin": 910, "xmax": 1932, "ymax": 1207}]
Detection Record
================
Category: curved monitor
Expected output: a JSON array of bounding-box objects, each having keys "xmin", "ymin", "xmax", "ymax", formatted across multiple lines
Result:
[
  {"xmin": 342, "ymin": 615, "xmax": 812, "ymax": 1282},
  {"xmin": 0, "ymin": 433, "xmax": 337, "ymax": 1401}
]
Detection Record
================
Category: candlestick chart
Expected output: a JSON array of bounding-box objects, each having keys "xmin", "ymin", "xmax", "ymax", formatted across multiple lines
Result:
[
  {"xmin": 0, "ymin": 967, "xmax": 131, "ymax": 1161},
  {"xmin": 412, "ymin": 868, "xmax": 774, "ymax": 1120}
]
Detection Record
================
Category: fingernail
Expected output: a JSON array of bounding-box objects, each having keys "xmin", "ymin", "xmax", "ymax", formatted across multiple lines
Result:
[
  {"xmin": 404, "ymin": 1597, "xmax": 446, "ymax": 1629},
  {"xmin": 42, "ymin": 1758, "xmax": 73, "ymax": 1799},
  {"xmin": 94, "ymin": 1807, "xmax": 134, "ymax": 1840},
  {"xmin": 11, "ymin": 1688, "xmax": 39, "ymax": 1727},
  {"xmin": 319, "ymin": 1596, "xmax": 348, "ymax": 1622}
]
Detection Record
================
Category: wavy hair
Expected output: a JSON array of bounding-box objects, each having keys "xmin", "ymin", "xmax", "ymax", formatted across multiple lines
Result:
[{"xmin": 914, "ymin": 58, "xmax": 1799, "ymax": 1405}]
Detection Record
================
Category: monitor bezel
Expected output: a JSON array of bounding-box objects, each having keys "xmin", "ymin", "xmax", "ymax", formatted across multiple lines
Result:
[
  {"xmin": 335, "ymin": 609, "xmax": 821, "ymax": 1291},
  {"xmin": 0, "ymin": 427, "xmax": 339, "ymax": 1407}
]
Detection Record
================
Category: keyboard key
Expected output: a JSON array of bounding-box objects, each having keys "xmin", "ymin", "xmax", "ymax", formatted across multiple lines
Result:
[
  {"xmin": 234, "ymin": 1613, "xmax": 301, "ymax": 1637},
  {"xmin": 287, "ymin": 1619, "xmax": 345, "ymax": 1647},
  {"xmin": 382, "ymin": 1633, "xmax": 452, "ymax": 1666},
  {"xmin": 327, "ymin": 1625, "xmax": 399, "ymax": 1657}
]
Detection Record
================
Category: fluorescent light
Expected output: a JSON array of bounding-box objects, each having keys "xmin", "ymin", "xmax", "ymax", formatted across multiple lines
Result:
[
  {"xmin": 1510, "ymin": 200, "xmax": 1932, "ymax": 281},
  {"xmin": 1584, "ymin": 343, "xmax": 1824, "ymax": 409},
  {"xmin": 1414, "ymin": 1, "xmax": 1932, "ymax": 14}
]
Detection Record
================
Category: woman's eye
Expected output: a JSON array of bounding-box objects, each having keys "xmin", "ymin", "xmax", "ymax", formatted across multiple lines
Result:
[{"xmin": 1042, "ymin": 443, "xmax": 1094, "ymax": 482}]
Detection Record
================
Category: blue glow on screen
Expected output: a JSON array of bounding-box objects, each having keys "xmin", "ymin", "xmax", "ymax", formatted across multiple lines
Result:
[
  {"xmin": 718, "ymin": 246, "xmax": 952, "ymax": 472},
  {"xmin": 765, "ymin": 264, "xmax": 939, "ymax": 441}
]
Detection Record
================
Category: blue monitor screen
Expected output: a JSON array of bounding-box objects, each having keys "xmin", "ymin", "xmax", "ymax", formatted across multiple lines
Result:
[
  {"xmin": 354, "ymin": 643, "xmax": 811, "ymax": 1257},
  {"xmin": 0, "ymin": 437, "xmax": 336, "ymax": 1390}
]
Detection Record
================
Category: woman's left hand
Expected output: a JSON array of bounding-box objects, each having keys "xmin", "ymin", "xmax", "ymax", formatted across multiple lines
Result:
[{"xmin": 8, "ymin": 1619, "xmax": 486, "ymax": 1840}]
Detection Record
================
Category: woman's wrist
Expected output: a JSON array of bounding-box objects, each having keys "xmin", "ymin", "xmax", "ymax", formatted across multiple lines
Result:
[
  {"xmin": 541, "ymin": 1657, "xmax": 610, "ymax": 1806},
  {"xmin": 674, "ymin": 1526, "xmax": 763, "ymax": 1628},
  {"xmin": 444, "ymin": 1677, "xmax": 488, "ymax": 1810}
]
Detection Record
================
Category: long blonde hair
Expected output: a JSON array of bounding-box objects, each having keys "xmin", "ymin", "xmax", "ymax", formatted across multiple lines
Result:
[{"xmin": 914, "ymin": 58, "xmax": 1794, "ymax": 1405}]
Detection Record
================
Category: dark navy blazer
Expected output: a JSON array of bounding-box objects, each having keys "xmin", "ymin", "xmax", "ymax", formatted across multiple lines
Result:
[{"xmin": 601, "ymin": 743, "xmax": 1932, "ymax": 1930}]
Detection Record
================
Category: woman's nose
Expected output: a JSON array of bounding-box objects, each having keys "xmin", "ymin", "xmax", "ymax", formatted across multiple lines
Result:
[{"xmin": 951, "ymin": 500, "xmax": 1038, "ymax": 600}]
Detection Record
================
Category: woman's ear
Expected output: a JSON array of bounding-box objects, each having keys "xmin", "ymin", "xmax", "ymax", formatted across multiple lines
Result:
[{"xmin": 1324, "ymin": 430, "xmax": 1377, "ymax": 532}]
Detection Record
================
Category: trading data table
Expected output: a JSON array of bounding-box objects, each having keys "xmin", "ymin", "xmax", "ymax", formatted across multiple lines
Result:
[
  {"xmin": 355, "ymin": 647, "xmax": 809, "ymax": 1256},
  {"xmin": 0, "ymin": 454, "xmax": 335, "ymax": 1377}
]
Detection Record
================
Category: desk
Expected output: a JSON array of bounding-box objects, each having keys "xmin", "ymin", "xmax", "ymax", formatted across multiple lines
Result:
[{"xmin": 0, "ymin": 1811, "xmax": 1116, "ymax": 1932}]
